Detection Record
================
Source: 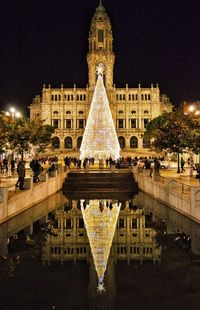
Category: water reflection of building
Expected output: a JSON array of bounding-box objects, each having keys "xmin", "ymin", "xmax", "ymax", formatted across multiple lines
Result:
[{"xmin": 42, "ymin": 200, "xmax": 161, "ymax": 265}]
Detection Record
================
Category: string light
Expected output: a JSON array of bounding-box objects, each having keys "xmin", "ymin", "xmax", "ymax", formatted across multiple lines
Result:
[
  {"xmin": 80, "ymin": 65, "xmax": 120, "ymax": 160},
  {"xmin": 81, "ymin": 199, "xmax": 121, "ymax": 291}
]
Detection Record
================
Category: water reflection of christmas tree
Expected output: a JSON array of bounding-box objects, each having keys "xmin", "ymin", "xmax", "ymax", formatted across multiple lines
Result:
[{"xmin": 81, "ymin": 200, "xmax": 120, "ymax": 292}]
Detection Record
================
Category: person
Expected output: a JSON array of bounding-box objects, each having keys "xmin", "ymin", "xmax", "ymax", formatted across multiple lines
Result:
[
  {"xmin": 181, "ymin": 157, "xmax": 185, "ymax": 172},
  {"xmin": 195, "ymin": 165, "xmax": 200, "ymax": 179},
  {"xmin": 16, "ymin": 161, "xmax": 25, "ymax": 189},
  {"xmin": 32, "ymin": 160, "xmax": 42, "ymax": 182},
  {"xmin": 3, "ymin": 157, "xmax": 8, "ymax": 174},
  {"xmin": 47, "ymin": 162, "xmax": 56, "ymax": 176},
  {"xmin": 154, "ymin": 158, "xmax": 160, "ymax": 173},
  {"xmin": 11, "ymin": 159, "xmax": 16, "ymax": 177}
]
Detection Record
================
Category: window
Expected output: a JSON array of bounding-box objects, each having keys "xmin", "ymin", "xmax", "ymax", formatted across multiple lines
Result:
[
  {"xmin": 52, "ymin": 137, "xmax": 60, "ymax": 149},
  {"xmin": 98, "ymin": 29, "xmax": 104, "ymax": 42},
  {"xmin": 119, "ymin": 219, "xmax": 124, "ymax": 228},
  {"xmin": 64, "ymin": 137, "xmax": 73, "ymax": 149},
  {"xmin": 131, "ymin": 110, "xmax": 137, "ymax": 114},
  {"xmin": 66, "ymin": 110, "xmax": 72, "ymax": 114},
  {"xmin": 79, "ymin": 219, "xmax": 84, "ymax": 228},
  {"xmin": 66, "ymin": 219, "xmax": 71, "ymax": 229},
  {"xmin": 78, "ymin": 111, "xmax": 84, "ymax": 115},
  {"xmin": 51, "ymin": 119, "xmax": 60, "ymax": 129},
  {"xmin": 130, "ymin": 136, "xmax": 138, "ymax": 148},
  {"xmin": 118, "ymin": 110, "xmax": 124, "ymax": 115},
  {"xmin": 118, "ymin": 119, "xmax": 123, "ymax": 128},
  {"xmin": 53, "ymin": 111, "xmax": 59, "ymax": 115},
  {"xmin": 79, "ymin": 119, "xmax": 84, "ymax": 129},
  {"xmin": 118, "ymin": 136, "xmax": 125, "ymax": 149},
  {"xmin": 132, "ymin": 219, "xmax": 137, "ymax": 228},
  {"xmin": 77, "ymin": 136, "xmax": 83, "ymax": 149},
  {"xmin": 131, "ymin": 119, "xmax": 136, "ymax": 128},
  {"xmin": 65, "ymin": 120, "xmax": 72, "ymax": 129},
  {"xmin": 144, "ymin": 110, "xmax": 149, "ymax": 114}
]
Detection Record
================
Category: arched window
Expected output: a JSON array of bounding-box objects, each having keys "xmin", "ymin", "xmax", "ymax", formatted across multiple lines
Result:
[
  {"xmin": 65, "ymin": 137, "xmax": 73, "ymax": 149},
  {"xmin": 118, "ymin": 136, "xmax": 125, "ymax": 149},
  {"xmin": 143, "ymin": 137, "xmax": 150, "ymax": 148},
  {"xmin": 52, "ymin": 137, "xmax": 60, "ymax": 149},
  {"xmin": 53, "ymin": 111, "xmax": 59, "ymax": 115},
  {"xmin": 130, "ymin": 136, "xmax": 138, "ymax": 148},
  {"xmin": 144, "ymin": 110, "xmax": 149, "ymax": 114},
  {"xmin": 77, "ymin": 136, "xmax": 83, "ymax": 149}
]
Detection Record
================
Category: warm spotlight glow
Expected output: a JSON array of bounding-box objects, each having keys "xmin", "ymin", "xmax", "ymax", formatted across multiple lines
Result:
[
  {"xmin": 15, "ymin": 112, "xmax": 21, "ymax": 118},
  {"xmin": 10, "ymin": 107, "xmax": 16, "ymax": 113},
  {"xmin": 188, "ymin": 105, "xmax": 195, "ymax": 112}
]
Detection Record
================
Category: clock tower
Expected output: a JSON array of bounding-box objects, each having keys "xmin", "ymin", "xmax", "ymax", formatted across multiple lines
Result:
[{"xmin": 87, "ymin": 1, "xmax": 115, "ymax": 90}]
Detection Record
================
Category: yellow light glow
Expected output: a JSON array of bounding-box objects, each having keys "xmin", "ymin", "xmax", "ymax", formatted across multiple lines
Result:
[
  {"xmin": 80, "ymin": 72, "xmax": 120, "ymax": 160},
  {"xmin": 15, "ymin": 112, "xmax": 21, "ymax": 118},
  {"xmin": 10, "ymin": 107, "xmax": 16, "ymax": 113},
  {"xmin": 81, "ymin": 200, "xmax": 120, "ymax": 289},
  {"xmin": 188, "ymin": 105, "xmax": 195, "ymax": 112}
]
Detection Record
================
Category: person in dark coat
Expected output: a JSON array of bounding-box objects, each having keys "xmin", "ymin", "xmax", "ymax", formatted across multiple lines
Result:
[{"xmin": 17, "ymin": 161, "xmax": 25, "ymax": 189}]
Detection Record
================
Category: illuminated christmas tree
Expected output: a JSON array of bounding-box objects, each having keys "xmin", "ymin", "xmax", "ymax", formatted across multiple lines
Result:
[
  {"xmin": 81, "ymin": 199, "xmax": 120, "ymax": 292},
  {"xmin": 80, "ymin": 64, "xmax": 120, "ymax": 160}
]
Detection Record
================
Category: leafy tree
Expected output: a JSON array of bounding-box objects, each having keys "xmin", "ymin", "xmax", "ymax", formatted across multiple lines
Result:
[
  {"xmin": 144, "ymin": 110, "xmax": 200, "ymax": 172},
  {"xmin": 0, "ymin": 113, "xmax": 54, "ymax": 158}
]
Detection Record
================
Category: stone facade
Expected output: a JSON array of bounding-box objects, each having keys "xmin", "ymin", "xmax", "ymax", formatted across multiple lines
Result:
[{"xmin": 30, "ymin": 2, "xmax": 173, "ymax": 155}]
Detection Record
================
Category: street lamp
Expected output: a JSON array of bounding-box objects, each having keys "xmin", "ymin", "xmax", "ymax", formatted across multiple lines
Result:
[
  {"xmin": 5, "ymin": 107, "xmax": 22, "ymax": 119},
  {"xmin": 188, "ymin": 105, "xmax": 195, "ymax": 113}
]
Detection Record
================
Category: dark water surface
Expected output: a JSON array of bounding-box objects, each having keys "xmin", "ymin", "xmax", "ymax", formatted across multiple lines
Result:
[{"xmin": 0, "ymin": 192, "xmax": 200, "ymax": 310}]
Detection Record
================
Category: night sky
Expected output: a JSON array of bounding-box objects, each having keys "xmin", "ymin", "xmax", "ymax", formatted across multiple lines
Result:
[{"xmin": 0, "ymin": 0, "xmax": 200, "ymax": 115}]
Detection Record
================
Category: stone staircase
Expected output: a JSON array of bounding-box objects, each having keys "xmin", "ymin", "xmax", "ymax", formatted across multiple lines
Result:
[{"xmin": 62, "ymin": 171, "xmax": 138, "ymax": 199}]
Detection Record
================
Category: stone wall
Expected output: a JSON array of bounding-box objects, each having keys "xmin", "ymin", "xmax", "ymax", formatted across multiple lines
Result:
[
  {"xmin": 135, "ymin": 168, "xmax": 200, "ymax": 223},
  {"xmin": 0, "ymin": 171, "xmax": 67, "ymax": 223}
]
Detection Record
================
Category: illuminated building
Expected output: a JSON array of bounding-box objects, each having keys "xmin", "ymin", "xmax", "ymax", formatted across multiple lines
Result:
[{"xmin": 30, "ymin": 2, "xmax": 173, "ymax": 155}]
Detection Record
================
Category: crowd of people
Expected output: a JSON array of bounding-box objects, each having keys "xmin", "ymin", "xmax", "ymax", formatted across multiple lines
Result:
[{"xmin": 0, "ymin": 153, "xmax": 199, "ymax": 191}]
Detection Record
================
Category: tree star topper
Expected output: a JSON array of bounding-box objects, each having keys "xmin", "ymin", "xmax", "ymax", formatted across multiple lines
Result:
[{"xmin": 97, "ymin": 63, "xmax": 104, "ymax": 76}]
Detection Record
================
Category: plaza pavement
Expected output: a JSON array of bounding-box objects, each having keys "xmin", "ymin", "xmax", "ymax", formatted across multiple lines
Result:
[{"xmin": 0, "ymin": 163, "xmax": 199, "ymax": 194}]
